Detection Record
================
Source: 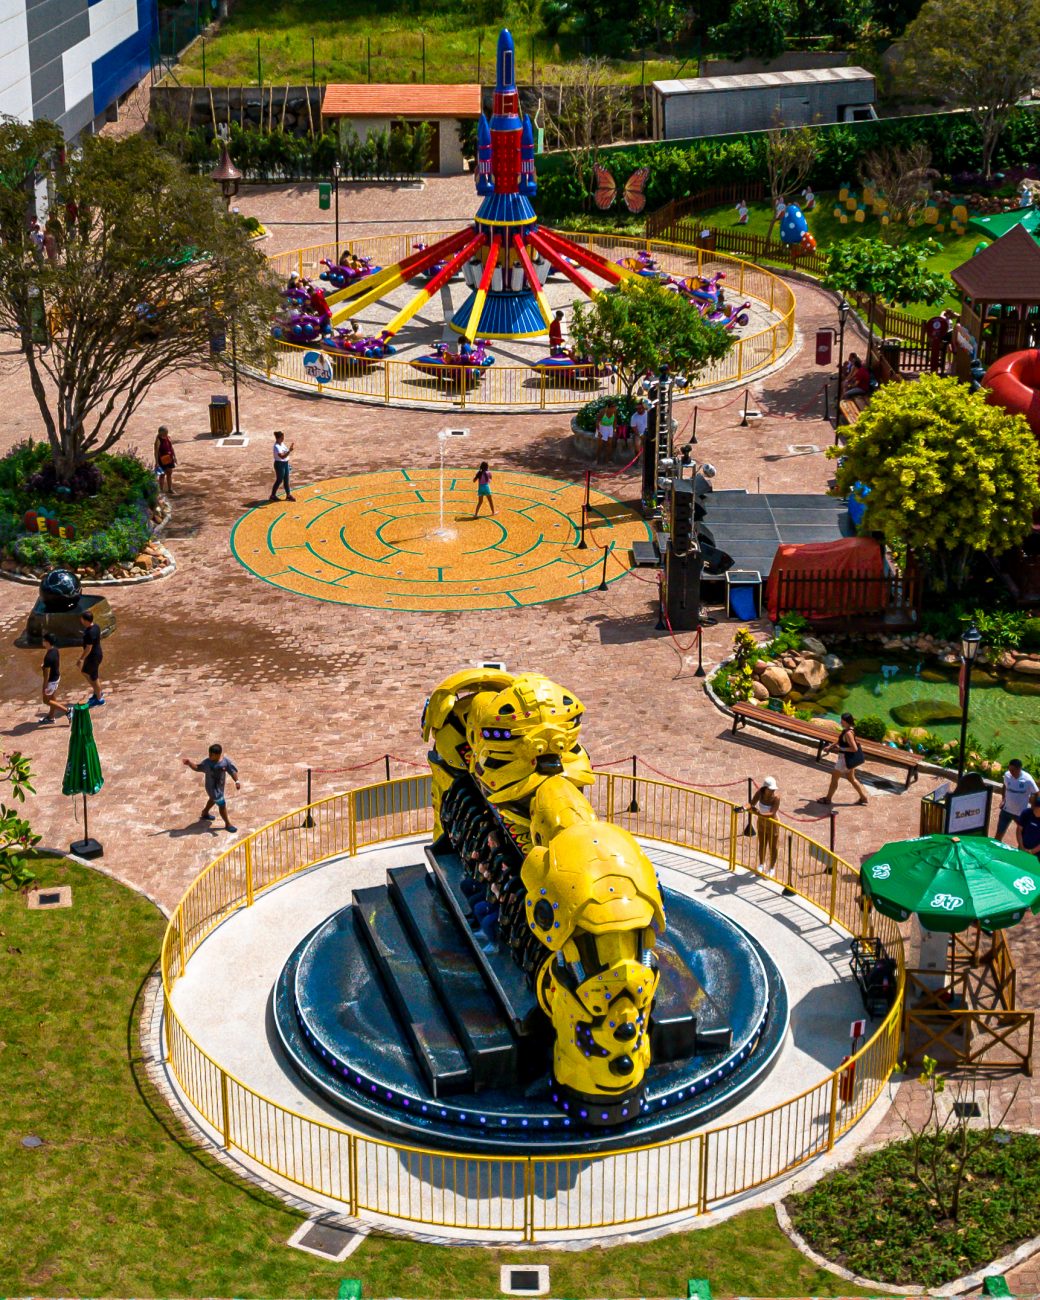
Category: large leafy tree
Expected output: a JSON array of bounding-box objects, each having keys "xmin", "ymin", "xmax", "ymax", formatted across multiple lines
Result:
[
  {"xmin": 570, "ymin": 277, "xmax": 734, "ymax": 403},
  {"xmin": 764, "ymin": 113, "xmax": 818, "ymax": 238},
  {"xmin": 823, "ymin": 236, "xmax": 946, "ymax": 363},
  {"xmin": 709, "ymin": 0, "xmax": 794, "ymax": 61},
  {"xmin": 0, "ymin": 118, "xmax": 281, "ymax": 482},
  {"xmin": 544, "ymin": 59, "xmax": 631, "ymax": 209},
  {"xmin": 828, "ymin": 375, "xmax": 1040, "ymax": 591},
  {"xmin": 899, "ymin": 0, "xmax": 1040, "ymax": 177}
]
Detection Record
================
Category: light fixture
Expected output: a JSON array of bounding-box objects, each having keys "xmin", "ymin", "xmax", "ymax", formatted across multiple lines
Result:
[
  {"xmin": 209, "ymin": 144, "xmax": 243, "ymax": 211},
  {"xmin": 960, "ymin": 624, "xmax": 982, "ymax": 663},
  {"xmin": 838, "ymin": 296, "xmax": 851, "ymax": 326}
]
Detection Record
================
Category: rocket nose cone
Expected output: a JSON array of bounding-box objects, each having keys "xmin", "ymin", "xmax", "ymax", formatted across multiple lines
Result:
[
  {"xmin": 477, "ymin": 114, "xmax": 491, "ymax": 143},
  {"xmin": 496, "ymin": 27, "xmax": 516, "ymax": 89}
]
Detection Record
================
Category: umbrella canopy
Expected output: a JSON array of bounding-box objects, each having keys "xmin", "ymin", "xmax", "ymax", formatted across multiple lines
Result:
[
  {"xmin": 967, "ymin": 208, "xmax": 1040, "ymax": 245},
  {"xmin": 62, "ymin": 703, "xmax": 104, "ymax": 797},
  {"xmin": 861, "ymin": 834, "xmax": 1040, "ymax": 932}
]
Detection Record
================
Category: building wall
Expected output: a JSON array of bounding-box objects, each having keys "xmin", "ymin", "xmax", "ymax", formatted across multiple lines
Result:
[
  {"xmin": 335, "ymin": 114, "xmax": 469, "ymax": 175},
  {"xmin": 658, "ymin": 79, "xmax": 875, "ymax": 139},
  {"xmin": 0, "ymin": 0, "xmax": 157, "ymax": 140}
]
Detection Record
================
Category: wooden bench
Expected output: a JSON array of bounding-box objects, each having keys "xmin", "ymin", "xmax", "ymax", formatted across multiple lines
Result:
[
  {"xmin": 838, "ymin": 393, "xmax": 869, "ymax": 428},
  {"xmin": 730, "ymin": 701, "xmax": 922, "ymax": 788}
]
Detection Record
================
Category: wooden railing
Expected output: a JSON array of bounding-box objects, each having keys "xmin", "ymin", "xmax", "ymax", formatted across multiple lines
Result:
[{"xmin": 770, "ymin": 565, "xmax": 921, "ymax": 630}]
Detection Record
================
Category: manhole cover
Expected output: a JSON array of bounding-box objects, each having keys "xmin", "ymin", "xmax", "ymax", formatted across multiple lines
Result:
[
  {"xmin": 216, "ymin": 435, "xmax": 249, "ymax": 447},
  {"xmin": 787, "ymin": 443, "xmax": 821, "ymax": 455},
  {"xmin": 501, "ymin": 1264, "xmax": 549, "ymax": 1295},
  {"xmin": 28, "ymin": 885, "xmax": 72, "ymax": 910},
  {"xmin": 288, "ymin": 1218, "xmax": 364, "ymax": 1261}
]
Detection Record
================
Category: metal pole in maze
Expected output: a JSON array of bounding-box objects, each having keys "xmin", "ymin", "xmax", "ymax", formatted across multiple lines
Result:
[
  {"xmin": 655, "ymin": 573, "xmax": 666, "ymax": 631},
  {"xmin": 578, "ymin": 470, "xmax": 590, "ymax": 549},
  {"xmin": 628, "ymin": 754, "xmax": 639, "ymax": 813},
  {"xmin": 740, "ymin": 390, "xmax": 750, "ymax": 427},
  {"xmin": 822, "ymin": 381, "xmax": 830, "ymax": 424},
  {"xmin": 695, "ymin": 626, "xmax": 705, "ymax": 677},
  {"xmin": 598, "ymin": 542, "xmax": 610, "ymax": 591},
  {"xmin": 743, "ymin": 777, "xmax": 756, "ymax": 837},
  {"xmin": 830, "ymin": 809, "xmax": 837, "ymax": 853},
  {"xmin": 230, "ymin": 309, "xmax": 241, "ymax": 435},
  {"xmin": 690, "ymin": 406, "xmax": 698, "ymax": 445},
  {"xmin": 384, "ymin": 753, "xmax": 391, "ymax": 782},
  {"xmin": 303, "ymin": 768, "xmax": 315, "ymax": 828}
]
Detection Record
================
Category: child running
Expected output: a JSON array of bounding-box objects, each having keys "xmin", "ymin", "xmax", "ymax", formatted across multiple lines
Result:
[{"xmin": 473, "ymin": 462, "xmax": 495, "ymax": 517}]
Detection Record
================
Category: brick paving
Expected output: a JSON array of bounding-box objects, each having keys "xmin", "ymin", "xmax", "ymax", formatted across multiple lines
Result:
[{"xmin": 3, "ymin": 179, "xmax": 1039, "ymax": 1271}]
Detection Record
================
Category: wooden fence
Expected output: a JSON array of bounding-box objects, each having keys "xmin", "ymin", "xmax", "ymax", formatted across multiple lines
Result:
[{"xmin": 770, "ymin": 565, "xmax": 922, "ymax": 629}]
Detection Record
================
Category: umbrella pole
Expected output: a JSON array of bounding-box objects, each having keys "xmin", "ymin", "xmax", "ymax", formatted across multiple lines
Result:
[{"xmin": 83, "ymin": 793, "xmax": 88, "ymax": 844}]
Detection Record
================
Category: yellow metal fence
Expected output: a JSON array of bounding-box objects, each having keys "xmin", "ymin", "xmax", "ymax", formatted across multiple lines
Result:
[
  {"xmin": 257, "ymin": 233, "xmax": 797, "ymax": 410},
  {"xmin": 160, "ymin": 774, "xmax": 904, "ymax": 1239}
]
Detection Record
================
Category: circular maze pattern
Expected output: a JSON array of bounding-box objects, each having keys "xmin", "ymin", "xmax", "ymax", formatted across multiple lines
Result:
[{"xmin": 229, "ymin": 469, "xmax": 651, "ymax": 611}]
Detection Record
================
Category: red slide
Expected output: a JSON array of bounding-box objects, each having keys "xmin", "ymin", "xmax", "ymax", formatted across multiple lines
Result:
[{"xmin": 983, "ymin": 349, "xmax": 1040, "ymax": 438}]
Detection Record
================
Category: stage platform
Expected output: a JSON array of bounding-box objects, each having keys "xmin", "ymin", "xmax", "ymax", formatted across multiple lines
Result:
[{"xmin": 701, "ymin": 491, "xmax": 852, "ymax": 578}]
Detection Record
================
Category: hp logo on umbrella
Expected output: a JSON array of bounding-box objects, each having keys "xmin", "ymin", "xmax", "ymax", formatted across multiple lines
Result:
[
  {"xmin": 1013, "ymin": 876, "xmax": 1036, "ymax": 895},
  {"xmin": 871, "ymin": 863, "xmax": 891, "ymax": 880},
  {"xmin": 930, "ymin": 893, "xmax": 964, "ymax": 911}
]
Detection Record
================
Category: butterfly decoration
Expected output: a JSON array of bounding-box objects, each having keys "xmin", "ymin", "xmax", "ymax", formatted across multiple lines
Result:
[{"xmin": 592, "ymin": 165, "xmax": 650, "ymax": 214}]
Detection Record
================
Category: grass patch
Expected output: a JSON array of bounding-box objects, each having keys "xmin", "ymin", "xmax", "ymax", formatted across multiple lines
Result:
[
  {"xmin": 0, "ymin": 856, "xmax": 875, "ymax": 1297},
  {"xmin": 787, "ymin": 1132, "xmax": 1040, "ymax": 1287},
  {"xmin": 174, "ymin": 0, "xmax": 694, "ymax": 87}
]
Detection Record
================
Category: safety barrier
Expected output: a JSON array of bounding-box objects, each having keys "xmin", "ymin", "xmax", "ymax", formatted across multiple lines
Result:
[
  {"xmin": 160, "ymin": 772, "xmax": 904, "ymax": 1240},
  {"xmin": 256, "ymin": 232, "xmax": 797, "ymax": 411}
]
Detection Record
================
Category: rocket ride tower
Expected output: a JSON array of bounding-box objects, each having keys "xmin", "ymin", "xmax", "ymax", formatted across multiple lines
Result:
[{"xmin": 317, "ymin": 28, "xmax": 635, "ymax": 345}]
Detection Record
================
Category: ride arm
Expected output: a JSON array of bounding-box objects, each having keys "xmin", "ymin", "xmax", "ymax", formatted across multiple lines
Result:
[
  {"xmin": 526, "ymin": 229, "xmax": 598, "ymax": 299},
  {"xmin": 511, "ymin": 234, "xmax": 553, "ymax": 329},
  {"xmin": 381, "ymin": 232, "xmax": 486, "ymax": 339},
  {"xmin": 329, "ymin": 228, "xmax": 476, "ymax": 320},
  {"xmin": 464, "ymin": 235, "xmax": 501, "ymax": 343},
  {"xmin": 536, "ymin": 226, "xmax": 636, "ymax": 286}
]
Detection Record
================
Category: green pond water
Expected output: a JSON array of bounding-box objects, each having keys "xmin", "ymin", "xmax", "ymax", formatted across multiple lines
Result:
[{"xmin": 802, "ymin": 653, "xmax": 1040, "ymax": 757}]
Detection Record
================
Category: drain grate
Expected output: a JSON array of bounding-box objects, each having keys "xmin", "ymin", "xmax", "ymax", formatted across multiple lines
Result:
[
  {"xmin": 500, "ymin": 1264, "xmax": 549, "ymax": 1296},
  {"xmin": 288, "ymin": 1218, "xmax": 365, "ymax": 1261},
  {"xmin": 216, "ymin": 435, "xmax": 249, "ymax": 448},
  {"xmin": 28, "ymin": 885, "xmax": 72, "ymax": 910},
  {"xmin": 787, "ymin": 443, "xmax": 821, "ymax": 455},
  {"xmin": 953, "ymin": 1100, "xmax": 982, "ymax": 1119}
]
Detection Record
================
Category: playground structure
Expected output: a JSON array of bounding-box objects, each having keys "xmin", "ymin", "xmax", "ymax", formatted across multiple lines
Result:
[{"xmin": 984, "ymin": 349, "xmax": 1040, "ymax": 438}]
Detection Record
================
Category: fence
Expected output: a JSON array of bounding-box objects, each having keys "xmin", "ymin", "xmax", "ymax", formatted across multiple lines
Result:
[
  {"xmin": 257, "ymin": 230, "xmax": 796, "ymax": 411},
  {"xmin": 160, "ymin": 771, "xmax": 906, "ymax": 1240},
  {"xmin": 769, "ymin": 565, "xmax": 922, "ymax": 629}
]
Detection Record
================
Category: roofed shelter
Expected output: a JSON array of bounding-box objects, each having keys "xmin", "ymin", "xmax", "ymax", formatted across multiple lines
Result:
[
  {"xmin": 321, "ymin": 84, "xmax": 481, "ymax": 175},
  {"xmin": 951, "ymin": 223, "xmax": 1040, "ymax": 371}
]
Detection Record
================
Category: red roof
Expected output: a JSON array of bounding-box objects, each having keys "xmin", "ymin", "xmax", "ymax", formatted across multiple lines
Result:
[
  {"xmin": 951, "ymin": 223, "xmax": 1040, "ymax": 304},
  {"xmin": 322, "ymin": 84, "xmax": 481, "ymax": 118}
]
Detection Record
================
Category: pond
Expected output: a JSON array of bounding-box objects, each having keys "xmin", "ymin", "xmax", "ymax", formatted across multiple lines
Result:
[{"xmin": 800, "ymin": 653, "xmax": 1040, "ymax": 757}]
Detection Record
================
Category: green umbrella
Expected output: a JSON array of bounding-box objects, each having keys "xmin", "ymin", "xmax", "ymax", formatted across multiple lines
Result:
[
  {"xmin": 861, "ymin": 834, "xmax": 1040, "ymax": 933},
  {"xmin": 63, "ymin": 703, "xmax": 104, "ymax": 855},
  {"xmin": 967, "ymin": 208, "xmax": 1040, "ymax": 244}
]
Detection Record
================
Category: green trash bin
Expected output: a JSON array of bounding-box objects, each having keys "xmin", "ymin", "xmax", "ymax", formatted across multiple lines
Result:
[
  {"xmin": 688, "ymin": 1280, "xmax": 712, "ymax": 1300},
  {"xmin": 337, "ymin": 1281, "xmax": 362, "ymax": 1300},
  {"xmin": 983, "ymin": 1277, "xmax": 1011, "ymax": 1298}
]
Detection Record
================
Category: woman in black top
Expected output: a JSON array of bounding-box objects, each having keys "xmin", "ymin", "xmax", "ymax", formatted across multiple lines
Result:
[
  {"xmin": 819, "ymin": 711, "xmax": 868, "ymax": 805},
  {"xmin": 76, "ymin": 611, "xmax": 105, "ymax": 707},
  {"xmin": 39, "ymin": 633, "xmax": 67, "ymax": 723}
]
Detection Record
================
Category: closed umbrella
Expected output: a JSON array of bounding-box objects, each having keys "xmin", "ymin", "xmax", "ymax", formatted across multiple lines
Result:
[
  {"xmin": 861, "ymin": 834, "xmax": 1040, "ymax": 933},
  {"xmin": 63, "ymin": 702, "xmax": 104, "ymax": 859}
]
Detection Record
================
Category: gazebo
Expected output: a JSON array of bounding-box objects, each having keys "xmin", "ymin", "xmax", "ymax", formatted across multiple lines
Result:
[{"xmin": 951, "ymin": 224, "xmax": 1040, "ymax": 371}]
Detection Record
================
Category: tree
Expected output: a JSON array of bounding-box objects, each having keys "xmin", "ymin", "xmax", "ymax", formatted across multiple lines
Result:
[
  {"xmin": 0, "ymin": 752, "xmax": 39, "ymax": 892},
  {"xmin": 858, "ymin": 143, "xmax": 938, "ymax": 228},
  {"xmin": 823, "ymin": 236, "xmax": 946, "ymax": 364},
  {"xmin": 570, "ymin": 278, "xmax": 734, "ymax": 404},
  {"xmin": 899, "ymin": 0, "xmax": 1040, "ymax": 177},
  {"xmin": 0, "ymin": 119, "xmax": 282, "ymax": 483},
  {"xmin": 827, "ymin": 375, "xmax": 1040, "ymax": 592},
  {"xmin": 763, "ymin": 113, "xmax": 818, "ymax": 238},
  {"xmin": 709, "ymin": 0, "xmax": 794, "ymax": 62},
  {"xmin": 544, "ymin": 60, "xmax": 631, "ymax": 208}
]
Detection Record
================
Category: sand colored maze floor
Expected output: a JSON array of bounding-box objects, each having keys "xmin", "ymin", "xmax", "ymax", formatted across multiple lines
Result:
[{"xmin": 230, "ymin": 469, "xmax": 651, "ymax": 610}]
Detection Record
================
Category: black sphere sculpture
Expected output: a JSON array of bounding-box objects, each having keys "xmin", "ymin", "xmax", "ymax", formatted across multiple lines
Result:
[{"xmin": 39, "ymin": 569, "xmax": 83, "ymax": 612}]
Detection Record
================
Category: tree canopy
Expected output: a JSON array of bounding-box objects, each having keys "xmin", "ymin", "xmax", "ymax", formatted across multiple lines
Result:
[
  {"xmin": 708, "ymin": 0, "xmax": 794, "ymax": 60},
  {"xmin": 899, "ymin": 0, "xmax": 1040, "ymax": 177},
  {"xmin": 828, "ymin": 375, "xmax": 1040, "ymax": 591},
  {"xmin": 570, "ymin": 278, "xmax": 734, "ymax": 401},
  {"xmin": 0, "ymin": 119, "xmax": 281, "ymax": 481},
  {"xmin": 824, "ymin": 236, "xmax": 947, "ymax": 355}
]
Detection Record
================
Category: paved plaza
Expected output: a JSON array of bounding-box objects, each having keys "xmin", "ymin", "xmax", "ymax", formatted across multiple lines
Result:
[{"xmin": 4, "ymin": 177, "xmax": 1040, "ymax": 1280}]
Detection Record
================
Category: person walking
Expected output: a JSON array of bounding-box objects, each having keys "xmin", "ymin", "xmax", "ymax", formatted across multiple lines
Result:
[
  {"xmin": 548, "ymin": 310, "xmax": 565, "ymax": 354},
  {"xmin": 596, "ymin": 401, "xmax": 618, "ymax": 464},
  {"xmin": 270, "ymin": 431, "xmax": 295, "ymax": 502},
  {"xmin": 182, "ymin": 744, "xmax": 240, "ymax": 833},
  {"xmin": 473, "ymin": 462, "xmax": 495, "ymax": 517},
  {"xmin": 996, "ymin": 759, "xmax": 1038, "ymax": 841},
  {"xmin": 819, "ymin": 712, "xmax": 868, "ymax": 805},
  {"xmin": 76, "ymin": 610, "xmax": 105, "ymax": 707},
  {"xmin": 154, "ymin": 425, "xmax": 177, "ymax": 496},
  {"xmin": 1017, "ymin": 791, "xmax": 1040, "ymax": 857},
  {"xmin": 747, "ymin": 777, "xmax": 781, "ymax": 876},
  {"xmin": 38, "ymin": 633, "xmax": 68, "ymax": 724}
]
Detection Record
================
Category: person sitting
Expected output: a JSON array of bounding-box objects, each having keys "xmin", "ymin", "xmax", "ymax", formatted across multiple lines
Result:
[{"xmin": 844, "ymin": 357, "xmax": 873, "ymax": 398}]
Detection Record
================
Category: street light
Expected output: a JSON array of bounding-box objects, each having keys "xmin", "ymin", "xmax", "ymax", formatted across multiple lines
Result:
[
  {"xmin": 834, "ymin": 296, "xmax": 851, "ymax": 432},
  {"xmin": 957, "ymin": 623, "xmax": 982, "ymax": 778},
  {"xmin": 209, "ymin": 143, "xmax": 243, "ymax": 212},
  {"xmin": 332, "ymin": 159, "xmax": 341, "ymax": 253}
]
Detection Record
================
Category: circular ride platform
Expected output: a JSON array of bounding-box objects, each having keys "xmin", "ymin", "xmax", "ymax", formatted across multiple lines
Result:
[{"xmin": 229, "ymin": 469, "xmax": 650, "ymax": 611}]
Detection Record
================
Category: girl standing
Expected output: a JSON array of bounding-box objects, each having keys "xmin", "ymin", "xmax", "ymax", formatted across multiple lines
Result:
[
  {"xmin": 473, "ymin": 462, "xmax": 495, "ymax": 517},
  {"xmin": 819, "ymin": 712, "xmax": 869, "ymax": 805},
  {"xmin": 154, "ymin": 425, "xmax": 177, "ymax": 496}
]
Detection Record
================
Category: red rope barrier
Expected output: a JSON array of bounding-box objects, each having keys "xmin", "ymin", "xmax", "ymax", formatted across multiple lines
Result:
[
  {"xmin": 635, "ymin": 756, "xmax": 746, "ymax": 788},
  {"xmin": 309, "ymin": 756, "xmax": 393, "ymax": 775}
]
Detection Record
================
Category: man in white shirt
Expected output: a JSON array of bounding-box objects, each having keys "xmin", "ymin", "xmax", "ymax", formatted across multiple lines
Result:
[
  {"xmin": 628, "ymin": 398, "xmax": 649, "ymax": 444},
  {"xmin": 997, "ymin": 759, "xmax": 1038, "ymax": 841}
]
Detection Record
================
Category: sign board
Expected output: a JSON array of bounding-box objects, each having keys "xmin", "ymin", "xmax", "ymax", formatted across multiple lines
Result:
[
  {"xmin": 954, "ymin": 323, "xmax": 977, "ymax": 357},
  {"xmin": 302, "ymin": 349, "xmax": 334, "ymax": 384},
  {"xmin": 815, "ymin": 329, "xmax": 834, "ymax": 366},
  {"xmin": 318, "ymin": 182, "xmax": 331, "ymax": 211},
  {"xmin": 209, "ymin": 331, "xmax": 226, "ymax": 354},
  {"xmin": 850, "ymin": 1019, "xmax": 866, "ymax": 1040},
  {"xmin": 943, "ymin": 771, "xmax": 992, "ymax": 836}
]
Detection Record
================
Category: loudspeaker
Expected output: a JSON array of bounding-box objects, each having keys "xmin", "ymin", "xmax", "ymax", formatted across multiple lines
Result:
[
  {"xmin": 670, "ymin": 479, "xmax": 695, "ymax": 549},
  {"xmin": 695, "ymin": 522, "xmax": 735, "ymax": 575},
  {"xmin": 664, "ymin": 543, "xmax": 703, "ymax": 631}
]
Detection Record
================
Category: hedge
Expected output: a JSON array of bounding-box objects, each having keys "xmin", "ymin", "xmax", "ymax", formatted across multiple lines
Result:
[{"xmin": 534, "ymin": 107, "xmax": 1040, "ymax": 218}]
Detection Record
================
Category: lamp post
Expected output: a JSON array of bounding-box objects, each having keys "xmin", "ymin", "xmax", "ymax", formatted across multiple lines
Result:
[
  {"xmin": 209, "ymin": 143, "xmax": 242, "ymax": 213},
  {"xmin": 957, "ymin": 623, "xmax": 982, "ymax": 778},
  {"xmin": 834, "ymin": 295, "xmax": 851, "ymax": 430},
  {"xmin": 332, "ymin": 159, "xmax": 341, "ymax": 253}
]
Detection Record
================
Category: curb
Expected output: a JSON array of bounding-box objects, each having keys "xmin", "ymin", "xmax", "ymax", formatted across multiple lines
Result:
[{"xmin": 0, "ymin": 540, "xmax": 176, "ymax": 588}]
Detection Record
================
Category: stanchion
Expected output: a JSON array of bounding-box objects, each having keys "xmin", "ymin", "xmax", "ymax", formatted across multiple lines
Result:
[
  {"xmin": 384, "ymin": 754, "xmax": 391, "ymax": 782},
  {"xmin": 782, "ymin": 832, "xmax": 796, "ymax": 897},
  {"xmin": 695, "ymin": 626, "xmax": 705, "ymax": 677},
  {"xmin": 655, "ymin": 575, "xmax": 666, "ymax": 631},
  {"xmin": 822, "ymin": 381, "xmax": 830, "ymax": 424},
  {"xmin": 578, "ymin": 470, "xmax": 589, "ymax": 549},
  {"xmin": 743, "ymin": 777, "xmax": 756, "ymax": 836},
  {"xmin": 628, "ymin": 754, "xmax": 639, "ymax": 813},
  {"xmin": 598, "ymin": 545, "xmax": 610, "ymax": 591},
  {"xmin": 690, "ymin": 407, "xmax": 698, "ymax": 445},
  {"xmin": 826, "ymin": 809, "xmax": 838, "ymax": 873},
  {"xmin": 303, "ymin": 767, "xmax": 315, "ymax": 828},
  {"xmin": 740, "ymin": 391, "xmax": 750, "ymax": 427}
]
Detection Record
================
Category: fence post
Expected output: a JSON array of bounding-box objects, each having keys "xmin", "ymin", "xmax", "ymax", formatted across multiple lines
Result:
[
  {"xmin": 827, "ymin": 849, "xmax": 839, "ymax": 922},
  {"xmin": 177, "ymin": 904, "xmax": 187, "ymax": 976},
  {"xmin": 220, "ymin": 1068, "xmax": 232, "ymax": 1149},
  {"xmin": 727, "ymin": 805, "xmax": 738, "ymax": 871},
  {"xmin": 348, "ymin": 790, "xmax": 358, "ymax": 856},
  {"xmin": 349, "ymin": 1134, "xmax": 359, "ymax": 1216},
  {"xmin": 244, "ymin": 837, "xmax": 254, "ymax": 907},
  {"xmin": 384, "ymin": 362, "xmax": 390, "ymax": 405},
  {"xmin": 826, "ymin": 1071, "xmax": 840, "ymax": 1150},
  {"xmin": 524, "ymin": 1157, "xmax": 535, "ymax": 1241},
  {"xmin": 605, "ymin": 773, "xmax": 616, "ymax": 823},
  {"xmin": 697, "ymin": 1132, "xmax": 710, "ymax": 1213}
]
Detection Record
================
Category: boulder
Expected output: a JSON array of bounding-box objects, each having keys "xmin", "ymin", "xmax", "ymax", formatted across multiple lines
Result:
[
  {"xmin": 752, "ymin": 660, "xmax": 768, "ymax": 679},
  {"xmin": 822, "ymin": 653, "xmax": 844, "ymax": 673},
  {"xmin": 751, "ymin": 680, "xmax": 770, "ymax": 701},
  {"xmin": 1014, "ymin": 657, "xmax": 1040, "ymax": 675},
  {"xmin": 760, "ymin": 663, "xmax": 792, "ymax": 697},
  {"xmin": 996, "ymin": 650, "xmax": 1017, "ymax": 670},
  {"xmin": 790, "ymin": 658, "xmax": 828, "ymax": 691},
  {"xmin": 802, "ymin": 635, "xmax": 828, "ymax": 656}
]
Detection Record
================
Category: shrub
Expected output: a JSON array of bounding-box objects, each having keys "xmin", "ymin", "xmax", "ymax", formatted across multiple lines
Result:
[
  {"xmin": 855, "ymin": 714, "xmax": 888, "ymax": 741},
  {"xmin": 575, "ymin": 393, "xmax": 639, "ymax": 432}
]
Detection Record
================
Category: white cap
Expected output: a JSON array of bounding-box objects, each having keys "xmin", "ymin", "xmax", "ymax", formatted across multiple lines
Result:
[
  {"xmin": 763, "ymin": 776, "xmax": 778, "ymax": 790},
  {"xmin": 701, "ymin": 463, "xmax": 717, "ymax": 478}
]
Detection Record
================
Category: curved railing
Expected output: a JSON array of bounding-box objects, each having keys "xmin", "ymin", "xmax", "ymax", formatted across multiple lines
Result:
[
  {"xmin": 160, "ymin": 773, "xmax": 904, "ymax": 1240},
  {"xmin": 257, "ymin": 232, "xmax": 797, "ymax": 410}
]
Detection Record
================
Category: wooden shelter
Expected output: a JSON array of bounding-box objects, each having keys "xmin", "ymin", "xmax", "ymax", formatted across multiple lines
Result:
[
  {"xmin": 951, "ymin": 224, "xmax": 1040, "ymax": 370},
  {"xmin": 321, "ymin": 84, "xmax": 480, "ymax": 175}
]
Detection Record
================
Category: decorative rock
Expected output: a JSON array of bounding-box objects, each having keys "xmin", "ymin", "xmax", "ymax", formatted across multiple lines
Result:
[
  {"xmin": 791, "ymin": 658, "xmax": 828, "ymax": 691},
  {"xmin": 997, "ymin": 651, "xmax": 1017, "ymax": 670},
  {"xmin": 1015, "ymin": 658, "xmax": 1040, "ymax": 675},
  {"xmin": 938, "ymin": 651, "xmax": 960, "ymax": 665},
  {"xmin": 802, "ymin": 635, "xmax": 827, "ymax": 656},
  {"xmin": 822, "ymin": 653, "xmax": 844, "ymax": 673},
  {"xmin": 752, "ymin": 660, "xmax": 768, "ymax": 679},
  {"xmin": 751, "ymin": 680, "xmax": 770, "ymax": 702},
  {"xmin": 760, "ymin": 663, "xmax": 792, "ymax": 697}
]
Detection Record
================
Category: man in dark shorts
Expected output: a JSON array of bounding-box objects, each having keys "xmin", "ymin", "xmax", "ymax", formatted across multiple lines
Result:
[
  {"xmin": 76, "ymin": 610, "xmax": 105, "ymax": 706},
  {"xmin": 39, "ymin": 633, "xmax": 68, "ymax": 724},
  {"xmin": 1017, "ymin": 792, "xmax": 1040, "ymax": 858},
  {"xmin": 181, "ymin": 744, "xmax": 240, "ymax": 833}
]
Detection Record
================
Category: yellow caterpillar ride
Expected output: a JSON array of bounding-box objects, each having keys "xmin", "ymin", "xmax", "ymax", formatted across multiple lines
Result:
[{"xmin": 423, "ymin": 667, "xmax": 666, "ymax": 1122}]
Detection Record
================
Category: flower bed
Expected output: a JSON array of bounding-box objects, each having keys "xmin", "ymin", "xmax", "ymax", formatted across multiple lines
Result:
[{"xmin": 0, "ymin": 441, "xmax": 167, "ymax": 581}]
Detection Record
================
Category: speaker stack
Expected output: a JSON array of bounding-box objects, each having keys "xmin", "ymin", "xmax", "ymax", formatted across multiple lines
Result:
[
  {"xmin": 641, "ymin": 367, "xmax": 674, "ymax": 518},
  {"xmin": 663, "ymin": 480, "xmax": 703, "ymax": 631}
]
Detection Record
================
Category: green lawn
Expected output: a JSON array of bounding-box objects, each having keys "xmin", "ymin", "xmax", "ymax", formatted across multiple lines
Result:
[
  {"xmin": 698, "ymin": 195, "xmax": 980, "ymax": 318},
  {"xmin": 0, "ymin": 856, "xmax": 873, "ymax": 1297},
  {"xmin": 172, "ymin": 0, "xmax": 694, "ymax": 87}
]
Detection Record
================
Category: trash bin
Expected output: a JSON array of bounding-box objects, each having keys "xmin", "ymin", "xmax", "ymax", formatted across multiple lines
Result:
[
  {"xmin": 879, "ymin": 337, "xmax": 902, "ymax": 378},
  {"xmin": 209, "ymin": 395, "xmax": 232, "ymax": 436}
]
